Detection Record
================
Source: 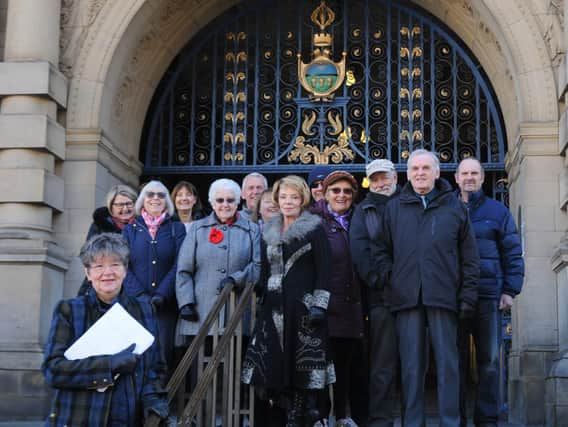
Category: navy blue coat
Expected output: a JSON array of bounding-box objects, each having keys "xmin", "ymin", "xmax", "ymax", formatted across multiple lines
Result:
[
  {"xmin": 459, "ymin": 190, "xmax": 524, "ymax": 300},
  {"xmin": 122, "ymin": 215, "xmax": 186, "ymax": 370}
]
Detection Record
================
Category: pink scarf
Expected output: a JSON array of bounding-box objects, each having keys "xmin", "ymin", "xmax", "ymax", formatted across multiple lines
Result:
[{"xmin": 141, "ymin": 209, "xmax": 167, "ymax": 239}]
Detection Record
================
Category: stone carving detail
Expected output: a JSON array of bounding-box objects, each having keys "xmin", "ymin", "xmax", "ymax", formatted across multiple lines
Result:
[
  {"xmin": 59, "ymin": 0, "xmax": 107, "ymax": 78},
  {"xmin": 540, "ymin": 0, "xmax": 564, "ymax": 66}
]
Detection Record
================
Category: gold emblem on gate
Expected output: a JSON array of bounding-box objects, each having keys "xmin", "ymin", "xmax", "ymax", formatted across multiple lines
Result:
[{"xmin": 298, "ymin": 1, "xmax": 346, "ymax": 102}]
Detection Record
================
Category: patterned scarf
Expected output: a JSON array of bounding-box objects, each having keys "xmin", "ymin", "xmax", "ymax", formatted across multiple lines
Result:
[
  {"xmin": 327, "ymin": 204, "xmax": 351, "ymax": 231},
  {"xmin": 141, "ymin": 208, "xmax": 167, "ymax": 238}
]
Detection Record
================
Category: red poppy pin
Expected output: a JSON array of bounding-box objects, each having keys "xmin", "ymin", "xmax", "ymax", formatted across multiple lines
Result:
[{"xmin": 209, "ymin": 228, "xmax": 224, "ymax": 244}]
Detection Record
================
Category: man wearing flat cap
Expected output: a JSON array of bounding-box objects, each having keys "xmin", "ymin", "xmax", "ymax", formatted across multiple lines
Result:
[
  {"xmin": 375, "ymin": 149, "xmax": 479, "ymax": 426},
  {"xmin": 350, "ymin": 158, "xmax": 399, "ymax": 427}
]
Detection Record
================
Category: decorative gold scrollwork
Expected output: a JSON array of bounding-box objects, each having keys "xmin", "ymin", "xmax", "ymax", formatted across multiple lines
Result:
[
  {"xmin": 360, "ymin": 129, "xmax": 367, "ymax": 144},
  {"xmin": 412, "ymin": 27, "xmax": 421, "ymax": 37},
  {"xmin": 401, "ymin": 150, "xmax": 410, "ymax": 160},
  {"xmin": 413, "ymin": 110, "xmax": 422, "ymax": 120},
  {"xmin": 400, "ymin": 47, "xmax": 409, "ymax": 58},
  {"xmin": 223, "ymin": 132, "xmax": 245, "ymax": 145},
  {"xmin": 400, "ymin": 88, "xmax": 409, "ymax": 99},
  {"xmin": 346, "ymin": 70, "xmax": 356, "ymax": 86},
  {"xmin": 400, "ymin": 27, "xmax": 409, "ymax": 37},
  {"xmin": 412, "ymin": 88, "xmax": 422, "ymax": 99},
  {"xmin": 412, "ymin": 68, "xmax": 421, "ymax": 78},
  {"xmin": 413, "ymin": 130, "xmax": 423, "ymax": 141},
  {"xmin": 400, "ymin": 130, "xmax": 409, "ymax": 140},
  {"xmin": 226, "ymin": 32, "xmax": 246, "ymax": 40},
  {"xmin": 412, "ymin": 47, "xmax": 422, "ymax": 57},
  {"xmin": 401, "ymin": 68, "xmax": 409, "ymax": 77},
  {"xmin": 225, "ymin": 52, "xmax": 247, "ymax": 63},
  {"xmin": 311, "ymin": 0, "xmax": 336, "ymax": 31},
  {"xmin": 302, "ymin": 111, "xmax": 317, "ymax": 136},
  {"xmin": 226, "ymin": 72, "xmax": 246, "ymax": 84},
  {"xmin": 327, "ymin": 111, "xmax": 343, "ymax": 136},
  {"xmin": 287, "ymin": 134, "xmax": 354, "ymax": 165},
  {"xmin": 401, "ymin": 110, "xmax": 410, "ymax": 119},
  {"xmin": 224, "ymin": 152, "xmax": 244, "ymax": 161}
]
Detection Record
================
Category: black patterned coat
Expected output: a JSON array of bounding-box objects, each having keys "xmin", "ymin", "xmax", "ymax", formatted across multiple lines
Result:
[{"xmin": 242, "ymin": 211, "xmax": 335, "ymax": 390}]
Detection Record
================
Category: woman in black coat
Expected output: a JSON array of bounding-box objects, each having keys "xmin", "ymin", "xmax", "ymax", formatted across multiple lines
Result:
[
  {"xmin": 310, "ymin": 171, "xmax": 364, "ymax": 427},
  {"xmin": 77, "ymin": 184, "xmax": 138, "ymax": 296},
  {"xmin": 242, "ymin": 175, "xmax": 334, "ymax": 427}
]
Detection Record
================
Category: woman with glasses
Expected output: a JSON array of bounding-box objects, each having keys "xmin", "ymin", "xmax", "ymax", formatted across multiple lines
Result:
[
  {"xmin": 43, "ymin": 233, "xmax": 169, "ymax": 426},
  {"xmin": 171, "ymin": 180, "xmax": 206, "ymax": 232},
  {"xmin": 77, "ymin": 184, "xmax": 138, "ymax": 296},
  {"xmin": 242, "ymin": 175, "xmax": 334, "ymax": 427},
  {"xmin": 122, "ymin": 180, "xmax": 186, "ymax": 373},
  {"xmin": 310, "ymin": 171, "xmax": 365, "ymax": 427},
  {"xmin": 176, "ymin": 178, "xmax": 260, "ymax": 337}
]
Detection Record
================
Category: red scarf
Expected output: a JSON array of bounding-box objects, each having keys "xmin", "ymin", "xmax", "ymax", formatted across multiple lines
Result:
[
  {"xmin": 141, "ymin": 209, "xmax": 167, "ymax": 239},
  {"xmin": 112, "ymin": 216, "xmax": 135, "ymax": 231}
]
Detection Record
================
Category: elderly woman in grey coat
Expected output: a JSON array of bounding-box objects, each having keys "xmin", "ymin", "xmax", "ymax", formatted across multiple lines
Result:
[{"xmin": 176, "ymin": 178, "xmax": 261, "ymax": 337}]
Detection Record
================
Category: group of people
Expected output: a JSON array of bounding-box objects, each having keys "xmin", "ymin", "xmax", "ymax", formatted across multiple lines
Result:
[{"xmin": 42, "ymin": 149, "xmax": 524, "ymax": 427}]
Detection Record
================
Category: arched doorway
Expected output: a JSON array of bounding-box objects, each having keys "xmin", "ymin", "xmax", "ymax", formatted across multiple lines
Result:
[
  {"xmin": 139, "ymin": 0, "xmax": 511, "ymax": 415},
  {"xmin": 140, "ymin": 0, "xmax": 507, "ymax": 201}
]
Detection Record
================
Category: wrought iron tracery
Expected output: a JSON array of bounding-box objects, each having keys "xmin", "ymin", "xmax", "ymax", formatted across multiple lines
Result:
[{"xmin": 141, "ymin": 0, "xmax": 507, "ymax": 175}]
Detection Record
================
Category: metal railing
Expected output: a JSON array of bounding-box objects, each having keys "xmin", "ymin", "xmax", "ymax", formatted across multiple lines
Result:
[{"xmin": 145, "ymin": 283, "xmax": 255, "ymax": 427}]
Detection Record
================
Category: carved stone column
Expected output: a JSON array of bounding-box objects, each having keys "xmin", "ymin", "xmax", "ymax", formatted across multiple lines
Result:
[
  {"xmin": 506, "ymin": 122, "xmax": 564, "ymax": 425},
  {"xmin": 0, "ymin": 0, "xmax": 68, "ymax": 420}
]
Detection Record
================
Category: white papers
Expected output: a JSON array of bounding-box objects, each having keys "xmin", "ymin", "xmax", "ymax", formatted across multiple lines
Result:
[{"xmin": 64, "ymin": 303, "xmax": 155, "ymax": 360}]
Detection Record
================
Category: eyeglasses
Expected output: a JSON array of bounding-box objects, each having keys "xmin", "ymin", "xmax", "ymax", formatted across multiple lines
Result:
[
  {"xmin": 310, "ymin": 180, "xmax": 323, "ymax": 189},
  {"xmin": 146, "ymin": 191, "xmax": 166, "ymax": 199},
  {"xmin": 89, "ymin": 263, "xmax": 124, "ymax": 275},
  {"xmin": 215, "ymin": 197, "xmax": 236, "ymax": 204},
  {"xmin": 328, "ymin": 187, "xmax": 354, "ymax": 195},
  {"xmin": 112, "ymin": 202, "xmax": 134, "ymax": 209}
]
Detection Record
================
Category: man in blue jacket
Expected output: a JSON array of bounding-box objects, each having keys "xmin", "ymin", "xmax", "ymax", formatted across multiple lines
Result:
[
  {"xmin": 455, "ymin": 158, "xmax": 524, "ymax": 427},
  {"xmin": 376, "ymin": 149, "xmax": 480, "ymax": 427}
]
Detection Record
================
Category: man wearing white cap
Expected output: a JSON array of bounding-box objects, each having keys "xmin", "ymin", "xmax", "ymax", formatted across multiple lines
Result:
[{"xmin": 350, "ymin": 158, "xmax": 399, "ymax": 427}]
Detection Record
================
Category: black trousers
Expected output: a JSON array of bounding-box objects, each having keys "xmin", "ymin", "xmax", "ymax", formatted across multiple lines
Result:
[
  {"xmin": 458, "ymin": 299, "xmax": 502, "ymax": 426},
  {"xmin": 328, "ymin": 337, "xmax": 359, "ymax": 420},
  {"xmin": 368, "ymin": 305, "xmax": 398, "ymax": 427},
  {"xmin": 397, "ymin": 306, "xmax": 460, "ymax": 427}
]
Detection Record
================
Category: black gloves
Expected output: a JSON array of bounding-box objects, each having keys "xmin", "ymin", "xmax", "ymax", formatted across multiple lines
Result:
[
  {"xmin": 218, "ymin": 277, "xmax": 236, "ymax": 292},
  {"xmin": 308, "ymin": 306, "xmax": 326, "ymax": 327},
  {"xmin": 459, "ymin": 301, "xmax": 476, "ymax": 320},
  {"xmin": 150, "ymin": 295, "xmax": 165, "ymax": 310},
  {"xmin": 110, "ymin": 343, "xmax": 139, "ymax": 375},
  {"xmin": 180, "ymin": 303, "xmax": 199, "ymax": 322},
  {"xmin": 143, "ymin": 394, "xmax": 169, "ymax": 420}
]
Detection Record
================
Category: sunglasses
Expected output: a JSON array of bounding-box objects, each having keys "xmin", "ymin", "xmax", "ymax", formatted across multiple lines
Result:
[
  {"xmin": 310, "ymin": 180, "xmax": 323, "ymax": 189},
  {"xmin": 146, "ymin": 191, "xmax": 166, "ymax": 199},
  {"xmin": 328, "ymin": 187, "xmax": 354, "ymax": 195},
  {"xmin": 215, "ymin": 197, "xmax": 236, "ymax": 204}
]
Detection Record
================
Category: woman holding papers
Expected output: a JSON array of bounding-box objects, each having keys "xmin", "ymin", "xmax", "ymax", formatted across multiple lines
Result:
[
  {"xmin": 42, "ymin": 233, "xmax": 169, "ymax": 426},
  {"xmin": 122, "ymin": 180, "xmax": 186, "ymax": 373}
]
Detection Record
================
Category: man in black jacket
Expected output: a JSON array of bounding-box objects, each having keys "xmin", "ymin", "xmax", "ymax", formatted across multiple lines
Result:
[
  {"xmin": 455, "ymin": 158, "xmax": 524, "ymax": 427},
  {"xmin": 350, "ymin": 158, "xmax": 399, "ymax": 427},
  {"xmin": 376, "ymin": 149, "xmax": 480, "ymax": 427}
]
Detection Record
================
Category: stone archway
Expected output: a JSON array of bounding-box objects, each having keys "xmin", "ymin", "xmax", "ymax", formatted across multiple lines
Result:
[{"xmin": 59, "ymin": 0, "xmax": 564, "ymax": 424}]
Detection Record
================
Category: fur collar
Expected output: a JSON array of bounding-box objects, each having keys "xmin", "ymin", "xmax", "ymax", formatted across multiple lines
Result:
[{"xmin": 263, "ymin": 211, "xmax": 321, "ymax": 246}]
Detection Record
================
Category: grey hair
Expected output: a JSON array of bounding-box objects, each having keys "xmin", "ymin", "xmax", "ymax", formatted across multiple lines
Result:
[
  {"xmin": 241, "ymin": 172, "xmax": 268, "ymax": 190},
  {"xmin": 79, "ymin": 232, "xmax": 129, "ymax": 268},
  {"xmin": 105, "ymin": 184, "xmax": 137, "ymax": 212},
  {"xmin": 407, "ymin": 149, "xmax": 440, "ymax": 172},
  {"xmin": 208, "ymin": 178, "xmax": 241, "ymax": 204},
  {"xmin": 135, "ymin": 180, "xmax": 175, "ymax": 216}
]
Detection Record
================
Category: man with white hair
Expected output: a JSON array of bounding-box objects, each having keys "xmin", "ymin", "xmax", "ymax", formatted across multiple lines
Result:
[
  {"xmin": 350, "ymin": 158, "xmax": 399, "ymax": 427},
  {"xmin": 375, "ymin": 149, "xmax": 479, "ymax": 426},
  {"xmin": 240, "ymin": 172, "xmax": 268, "ymax": 220}
]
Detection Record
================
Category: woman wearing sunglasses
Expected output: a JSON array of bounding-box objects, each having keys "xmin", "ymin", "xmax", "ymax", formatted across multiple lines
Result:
[
  {"xmin": 310, "ymin": 171, "xmax": 365, "ymax": 427},
  {"xmin": 122, "ymin": 180, "xmax": 187, "ymax": 376},
  {"xmin": 176, "ymin": 178, "xmax": 261, "ymax": 338}
]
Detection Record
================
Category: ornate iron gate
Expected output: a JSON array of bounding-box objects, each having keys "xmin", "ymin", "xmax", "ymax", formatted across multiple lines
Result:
[{"xmin": 141, "ymin": 0, "xmax": 506, "ymax": 180}]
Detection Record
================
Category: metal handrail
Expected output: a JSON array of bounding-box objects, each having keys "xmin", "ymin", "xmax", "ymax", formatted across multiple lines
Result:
[{"xmin": 145, "ymin": 282, "xmax": 253, "ymax": 427}]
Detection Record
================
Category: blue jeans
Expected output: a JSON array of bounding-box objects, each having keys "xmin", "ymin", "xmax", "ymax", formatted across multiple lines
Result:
[{"xmin": 458, "ymin": 299, "xmax": 501, "ymax": 426}]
